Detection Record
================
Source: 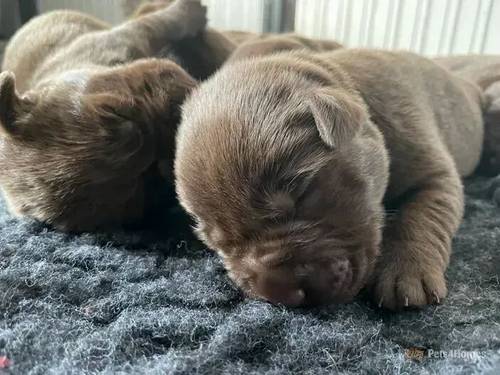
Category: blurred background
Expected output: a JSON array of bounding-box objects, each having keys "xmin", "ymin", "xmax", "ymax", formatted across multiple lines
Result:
[{"xmin": 1, "ymin": 0, "xmax": 499, "ymax": 55}]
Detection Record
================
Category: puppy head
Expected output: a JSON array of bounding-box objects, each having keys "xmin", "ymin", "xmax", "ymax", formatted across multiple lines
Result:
[
  {"xmin": 176, "ymin": 63, "xmax": 389, "ymax": 306},
  {"xmin": 0, "ymin": 59, "xmax": 196, "ymax": 231}
]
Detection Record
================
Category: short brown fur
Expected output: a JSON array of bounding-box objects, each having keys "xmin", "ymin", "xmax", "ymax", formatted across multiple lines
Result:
[
  {"xmin": 175, "ymin": 49, "xmax": 485, "ymax": 310},
  {"xmin": 0, "ymin": 0, "xmax": 205, "ymax": 231},
  {"xmin": 435, "ymin": 55, "xmax": 500, "ymax": 176},
  {"xmin": 227, "ymin": 33, "xmax": 343, "ymax": 62}
]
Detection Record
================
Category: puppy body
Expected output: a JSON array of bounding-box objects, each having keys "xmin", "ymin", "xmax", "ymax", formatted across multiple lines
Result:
[
  {"xmin": 0, "ymin": 1, "xmax": 205, "ymax": 231},
  {"xmin": 159, "ymin": 29, "xmax": 238, "ymax": 80},
  {"xmin": 434, "ymin": 55, "xmax": 500, "ymax": 90},
  {"xmin": 175, "ymin": 49, "xmax": 484, "ymax": 309},
  {"xmin": 227, "ymin": 33, "xmax": 343, "ymax": 61},
  {"xmin": 3, "ymin": 2, "xmax": 205, "ymax": 91},
  {"xmin": 435, "ymin": 55, "xmax": 500, "ymax": 176},
  {"xmin": 222, "ymin": 30, "xmax": 256, "ymax": 45},
  {"xmin": 131, "ymin": 0, "xmax": 238, "ymax": 80}
]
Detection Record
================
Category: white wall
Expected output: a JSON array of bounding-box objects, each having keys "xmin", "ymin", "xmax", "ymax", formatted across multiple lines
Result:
[
  {"xmin": 295, "ymin": 0, "xmax": 500, "ymax": 55},
  {"xmin": 39, "ymin": 0, "xmax": 127, "ymax": 24},
  {"xmin": 203, "ymin": 0, "xmax": 266, "ymax": 32},
  {"xmin": 36, "ymin": 0, "xmax": 500, "ymax": 55},
  {"xmin": 38, "ymin": 0, "xmax": 267, "ymax": 31}
]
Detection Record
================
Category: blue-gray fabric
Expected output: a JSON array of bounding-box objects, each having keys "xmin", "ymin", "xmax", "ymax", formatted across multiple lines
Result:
[{"xmin": 1, "ymin": 176, "xmax": 499, "ymax": 374}]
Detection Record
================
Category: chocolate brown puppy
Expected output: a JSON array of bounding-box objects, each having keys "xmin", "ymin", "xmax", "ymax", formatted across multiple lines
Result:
[
  {"xmin": 0, "ymin": 0, "xmax": 205, "ymax": 232},
  {"xmin": 435, "ymin": 55, "xmax": 500, "ymax": 176},
  {"xmin": 175, "ymin": 49, "xmax": 484, "ymax": 310}
]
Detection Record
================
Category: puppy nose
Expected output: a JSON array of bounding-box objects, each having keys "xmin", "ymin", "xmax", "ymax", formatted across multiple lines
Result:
[
  {"xmin": 253, "ymin": 258, "xmax": 352, "ymax": 307},
  {"xmin": 297, "ymin": 258, "xmax": 352, "ymax": 305},
  {"xmin": 256, "ymin": 276, "xmax": 306, "ymax": 307}
]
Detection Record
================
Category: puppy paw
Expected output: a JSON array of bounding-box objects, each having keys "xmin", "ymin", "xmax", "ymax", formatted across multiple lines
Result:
[
  {"xmin": 370, "ymin": 261, "xmax": 447, "ymax": 311},
  {"xmin": 172, "ymin": 0, "xmax": 207, "ymax": 37}
]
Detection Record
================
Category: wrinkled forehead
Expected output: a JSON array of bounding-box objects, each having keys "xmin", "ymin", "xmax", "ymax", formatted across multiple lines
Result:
[
  {"xmin": 178, "ymin": 71, "xmax": 333, "ymax": 235},
  {"xmin": 181, "ymin": 120, "xmax": 329, "ymax": 211},
  {"xmin": 188, "ymin": 148, "xmax": 330, "ymax": 245}
]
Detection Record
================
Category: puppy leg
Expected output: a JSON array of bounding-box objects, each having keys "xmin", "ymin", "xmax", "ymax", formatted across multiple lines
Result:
[
  {"xmin": 114, "ymin": 0, "xmax": 206, "ymax": 53},
  {"xmin": 479, "ymin": 83, "xmax": 500, "ymax": 177},
  {"xmin": 371, "ymin": 166, "xmax": 463, "ymax": 310},
  {"xmin": 131, "ymin": 1, "xmax": 174, "ymax": 18}
]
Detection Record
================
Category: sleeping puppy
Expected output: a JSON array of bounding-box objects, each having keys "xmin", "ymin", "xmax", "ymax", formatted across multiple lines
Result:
[
  {"xmin": 0, "ymin": 0, "xmax": 205, "ymax": 232},
  {"xmin": 434, "ymin": 55, "xmax": 500, "ymax": 177},
  {"xmin": 175, "ymin": 49, "xmax": 484, "ymax": 310}
]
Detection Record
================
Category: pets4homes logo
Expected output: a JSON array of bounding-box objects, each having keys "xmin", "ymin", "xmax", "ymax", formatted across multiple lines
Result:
[{"xmin": 404, "ymin": 347, "xmax": 485, "ymax": 361}]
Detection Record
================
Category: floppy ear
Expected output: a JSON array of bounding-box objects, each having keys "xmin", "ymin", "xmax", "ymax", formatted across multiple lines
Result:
[
  {"xmin": 83, "ymin": 92, "xmax": 157, "ymax": 176},
  {"xmin": 308, "ymin": 87, "xmax": 368, "ymax": 149},
  {"xmin": 0, "ymin": 71, "xmax": 21, "ymax": 133},
  {"xmin": 0, "ymin": 71, "xmax": 34, "ymax": 135}
]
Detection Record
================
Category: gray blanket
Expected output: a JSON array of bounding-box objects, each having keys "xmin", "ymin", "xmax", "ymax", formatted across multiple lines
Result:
[{"xmin": 1, "ymin": 175, "xmax": 500, "ymax": 375}]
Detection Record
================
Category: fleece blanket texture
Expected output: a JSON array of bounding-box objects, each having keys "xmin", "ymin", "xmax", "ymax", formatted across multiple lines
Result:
[{"xmin": 1, "ymin": 172, "xmax": 500, "ymax": 375}]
